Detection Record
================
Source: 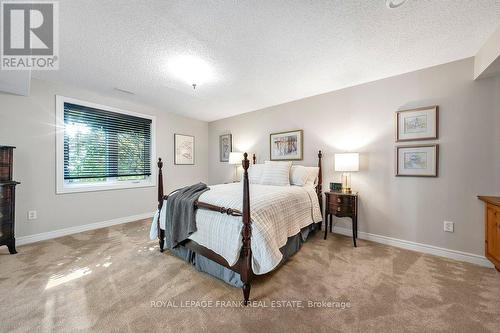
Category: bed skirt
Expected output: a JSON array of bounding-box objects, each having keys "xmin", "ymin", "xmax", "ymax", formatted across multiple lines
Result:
[{"xmin": 169, "ymin": 221, "xmax": 321, "ymax": 288}]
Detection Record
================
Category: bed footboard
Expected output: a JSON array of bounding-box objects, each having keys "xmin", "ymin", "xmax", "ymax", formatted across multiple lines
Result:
[
  {"xmin": 155, "ymin": 151, "xmax": 324, "ymax": 306},
  {"xmin": 157, "ymin": 158, "xmax": 165, "ymax": 252}
]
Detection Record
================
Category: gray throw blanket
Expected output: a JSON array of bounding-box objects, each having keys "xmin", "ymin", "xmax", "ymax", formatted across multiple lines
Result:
[{"xmin": 164, "ymin": 182, "xmax": 209, "ymax": 249}]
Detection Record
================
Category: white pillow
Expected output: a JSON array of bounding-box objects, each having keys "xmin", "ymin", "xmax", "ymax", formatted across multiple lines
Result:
[
  {"xmin": 247, "ymin": 164, "xmax": 265, "ymax": 184},
  {"xmin": 304, "ymin": 166, "xmax": 319, "ymax": 186},
  {"xmin": 289, "ymin": 165, "xmax": 309, "ymax": 186},
  {"xmin": 260, "ymin": 163, "xmax": 291, "ymax": 186},
  {"xmin": 240, "ymin": 164, "xmax": 265, "ymax": 184}
]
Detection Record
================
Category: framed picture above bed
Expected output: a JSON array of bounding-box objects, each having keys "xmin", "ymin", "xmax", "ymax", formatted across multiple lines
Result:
[
  {"xmin": 270, "ymin": 129, "xmax": 303, "ymax": 161},
  {"xmin": 174, "ymin": 134, "xmax": 195, "ymax": 165},
  {"xmin": 396, "ymin": 106, "xmax": 438, "ymax": 142},
  {"xmin": 219, "ymin": 134, "xmax": 232, "ymax": 162},
  {"xmin": 395, "ymin": 144, "xmax": 438, "ymax": 177}
]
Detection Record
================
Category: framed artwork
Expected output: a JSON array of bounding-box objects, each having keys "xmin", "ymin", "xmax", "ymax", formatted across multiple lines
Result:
[
  {"xmin": 395, "ymin": 144, "xmax": 438, "ymax": 177},
  {"xmin": 396, "ymin": 106, "xmax": 438, "ymax": 142},
  {"xmin": 219, "ymin": 134, "xmax": 232, "ymax": 162},
  {"xmin": 174, "ymin": 134, "xmax": 195, "ymax": 165},
  {"xmin": 270, "ymin": 129, "xmax": 303, "ymax": 161}
]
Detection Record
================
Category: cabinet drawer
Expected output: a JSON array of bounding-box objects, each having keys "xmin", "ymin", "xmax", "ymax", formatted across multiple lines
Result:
[
  {"xmin": 0, "ymin": 186, "xmax": 13, "ymax": 207},
  {"xmin": 486, "ymin": 204, "xmax": 500, "ymax": 261},
  {"xmin": 0, "ymin": 148, "xmax": 13, "ymax": 163},
  {"xmin": 0, "ymin": 205, "xmax": 12, "ymax": 221},
  {"xmin": 0, "ymin": 165, "xmax": 12, "ymax": 181},
  {"xmin": 0, "ymin": 221, "xmax": 13, "ymax": 240},
  {"xmin": 0, "ymin": 185, "xmax": 13, "ymax": 202}
]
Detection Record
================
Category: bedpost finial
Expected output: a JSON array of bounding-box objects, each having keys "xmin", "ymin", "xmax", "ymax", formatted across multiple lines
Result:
[
  {"xmin": 157, "ymin": 157, "xmax": 163, "ymax": 169},
  {"xmin": 318, "ymin": 150, "xmax": 322, "ymax": 158},
  {"xmin": 242, "ymin": 152, "xmax": 250, "ymax": 170}
]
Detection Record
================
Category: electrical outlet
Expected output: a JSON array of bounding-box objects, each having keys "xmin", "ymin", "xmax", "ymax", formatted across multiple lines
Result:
[
  {"xmin": 444, "ymin": 221, "xmax": 454, "ymax": 233},
  {"xmin": 27, "ymin": 210, "xmax": 37, "ymax": 220}
]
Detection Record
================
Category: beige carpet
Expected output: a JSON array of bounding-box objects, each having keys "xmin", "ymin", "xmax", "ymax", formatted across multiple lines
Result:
[{"xmin": 1, "ymin": 219, "xmax": 499, "ymax": 333}]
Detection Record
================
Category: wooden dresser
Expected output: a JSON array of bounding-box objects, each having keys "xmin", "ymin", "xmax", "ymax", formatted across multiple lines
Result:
[
  {"xmin": 478, "ymin": 196, "xmax": 500, "ymax": 271},
  {"xmin": 0, "ymin": 146, "xmax": 20, "ymax": 254}
]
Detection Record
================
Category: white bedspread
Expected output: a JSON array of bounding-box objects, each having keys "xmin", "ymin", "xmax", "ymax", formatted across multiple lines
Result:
[{"xmin": 150, "ymin": 183, "xmax": 322, "ymax": 275}]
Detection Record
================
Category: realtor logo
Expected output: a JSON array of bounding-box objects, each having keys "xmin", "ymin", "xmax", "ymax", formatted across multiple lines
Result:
[{"xmin": 1, "ymin": 1, "xmax": 59, "ymax": 70}]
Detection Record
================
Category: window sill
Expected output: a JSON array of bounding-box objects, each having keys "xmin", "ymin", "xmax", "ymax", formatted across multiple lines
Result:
[{"xmin": 56, "ymin": 180, "xmax": 156, "ymax": 194}]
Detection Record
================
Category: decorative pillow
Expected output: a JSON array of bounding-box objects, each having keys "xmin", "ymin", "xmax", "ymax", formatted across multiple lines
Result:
[
  {"xmin": 260, "ymin": 163, "xmax": 291, "ymax": 186},
  {"xmin": 304, "ymin": 166, "xmax": 320, "ymax": 186},
  {"xmin": 289, "ymin": 165, "xmax": 309, "ymax": 186}
]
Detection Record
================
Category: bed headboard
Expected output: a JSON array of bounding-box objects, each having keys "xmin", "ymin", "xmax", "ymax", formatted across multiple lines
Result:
[
  {"xmin": 251, "ymin": 151, "xmax": 322, "ymax": 209},
  {"xmin": 156, "ymin": 151, "xmax": 322, "ymax": 210}
]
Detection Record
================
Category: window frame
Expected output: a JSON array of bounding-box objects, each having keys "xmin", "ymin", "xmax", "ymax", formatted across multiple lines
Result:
[{"xmin": 56, "ymin": 95, "xmax": 156, "ymax": 194}]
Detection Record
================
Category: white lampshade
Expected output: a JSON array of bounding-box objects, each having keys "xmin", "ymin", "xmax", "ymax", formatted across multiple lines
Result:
[
  {"xmin": 335, "ymin": 153, "xmax": 359, "ymax": 172},
  {"xmin": 228, "ymin": 152, "xmax": 244, "ymax": 165}
]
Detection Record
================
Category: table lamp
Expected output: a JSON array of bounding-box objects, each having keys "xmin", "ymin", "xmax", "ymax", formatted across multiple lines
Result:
[
  {"xmin": 229, "ymin": 152, "xmax": 244, "ymax": 182},
  {"xmin": 334, "ymin": 153, "xmax": 359, "ymax": 193}
]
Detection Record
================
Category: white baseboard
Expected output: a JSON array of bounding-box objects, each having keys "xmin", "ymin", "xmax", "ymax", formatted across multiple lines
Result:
[
  {"xmin": 15, "ymin": 214, "xmax": 493, "ymax": 268},
  {"xmin": 17, "ymin": 212, "xmax": 154, "ymax": 246},
  {"xmin": 332, "ymin": 226, "xmax": 494, "ymax": 268}
]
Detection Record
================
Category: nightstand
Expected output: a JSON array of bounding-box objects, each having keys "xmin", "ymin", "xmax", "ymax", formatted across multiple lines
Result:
[{"xmin": 324, "ymin": 191, "xmax": 358, "ymax": 247}]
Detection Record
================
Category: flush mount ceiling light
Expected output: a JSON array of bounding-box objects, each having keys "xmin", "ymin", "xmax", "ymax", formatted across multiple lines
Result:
[
  {"xmin": 386, "ymin": 0, "xmax": 407, "ymax": 9},
  {"xmin": 167, "ymin": 55, "xmax": 216, "ymax": 89}
]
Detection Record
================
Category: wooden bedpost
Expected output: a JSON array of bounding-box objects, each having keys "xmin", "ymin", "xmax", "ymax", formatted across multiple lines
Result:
[
  {"xmin": 241, "ymin": 153, "xmax": 252, "ymax": 305},
  {"xmin": 317, "ymin": 151, "xmax": 323, "ymax": 214},
  {"xmin": 157, "ymin": 158, "xmax": 165, "ymax": 252},
  {"xmin": 252, "ymin": 153, "xmax": 256, "ymax": 165}
]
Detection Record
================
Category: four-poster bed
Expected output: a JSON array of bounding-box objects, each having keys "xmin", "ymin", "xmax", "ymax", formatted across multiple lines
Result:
[{"xmin": 156, "ymin": 151, "xmax": 323, "ymax": 305}]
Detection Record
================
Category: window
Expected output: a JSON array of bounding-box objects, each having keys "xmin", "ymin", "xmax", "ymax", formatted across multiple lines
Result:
[{"xmin": 56, "ymin": 96, "xmax": 156, "ymax": 193}]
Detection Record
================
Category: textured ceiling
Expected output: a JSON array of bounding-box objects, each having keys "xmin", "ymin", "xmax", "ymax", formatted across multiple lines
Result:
[{"xmin": 33, "ymin": 0, "xmax": 500, "ymax": 121}]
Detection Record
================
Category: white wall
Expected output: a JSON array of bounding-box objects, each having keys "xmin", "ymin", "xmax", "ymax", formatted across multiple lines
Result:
[
  {"xmin": 474, "ymin": 25, "xmax": 500, "ymax": 79},
  {"xmin": 208, "ymin": 58, "xmax": 499, "ymax": 256},
  {"xmin": 0, "ymin": 79, "xmax": 208, "ymax": 238}
]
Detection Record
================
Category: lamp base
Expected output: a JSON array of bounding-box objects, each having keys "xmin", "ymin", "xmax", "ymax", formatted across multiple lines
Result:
[
  {"xmin": 234, "ymin": 165, "xmax": 238, "ymax": 182},
  {"xmin": 341, "ymin": 172, "xmax": 352, "ymax": 193}
]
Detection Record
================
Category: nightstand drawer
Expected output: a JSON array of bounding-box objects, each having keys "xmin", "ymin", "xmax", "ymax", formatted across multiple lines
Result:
[
  {"xmin": 330, "ymin": 203, "xmax": 353, "ymax": 216},
  {"xmin": 331, "ymin": 195, "xmax": 353, "ymax": 206},
  {"xmin": 328, "ymin": 200, "xmax": 352, "ymax": 211}
]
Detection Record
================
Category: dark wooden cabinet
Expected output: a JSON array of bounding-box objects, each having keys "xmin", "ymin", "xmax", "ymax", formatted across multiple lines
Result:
[
  {"xmin": 0, "ymin": 146, "xmax": 20, "ymax": 254},
  {"xmin": 324, "ymin": 191, "xmax": 358, "ymax": 247}
]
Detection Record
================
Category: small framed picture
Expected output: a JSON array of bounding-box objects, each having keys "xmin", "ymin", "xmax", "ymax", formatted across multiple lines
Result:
[
  {"xmin": 396, "ymin": 106, "xmax": 438, "ymax": 142},
  {"xmin": 330, "ymin": 182, "xmax": 342, "ymax": 192},
  {"xmin": 395, "ymin": 144, "xmax": 438, "ymax": 177},
  {"xmin": 270, "ymin": 129, "xmax": 303, "ymax": 161},
  {"xmin": 174, "ymin": 134, "xmax": 195, "ymax": 165},
  {"xmin": 219, "ymin": 134, "xmax": 232, "ymax": 162}
]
